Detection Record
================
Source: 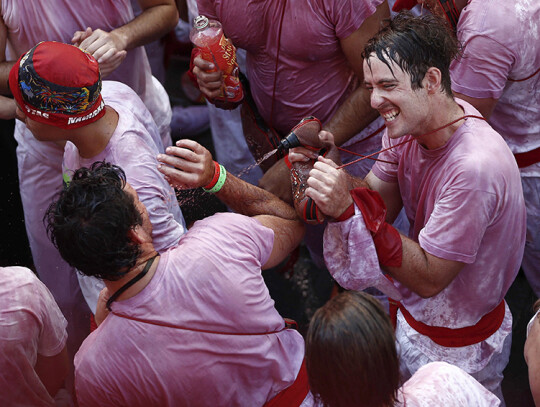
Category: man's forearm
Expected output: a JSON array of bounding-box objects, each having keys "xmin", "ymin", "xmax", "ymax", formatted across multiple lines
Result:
[
  {"xmin": 323, "ymin": 85, "xmax": 379, "ymax": 146},
  {"xmin": 382, "ymin": 234, "xmax": 465, "ymax": 299},
  {"xmin": 113, "ymin": 1, "xmax": 179, "ymax": 51},
  {"xmin": 217, "ymin": 173, "xmax": 299, "ymax": 220},
  {"xmin": 0, "ymin": 60, "xmax": 14, "ymax": 94}
]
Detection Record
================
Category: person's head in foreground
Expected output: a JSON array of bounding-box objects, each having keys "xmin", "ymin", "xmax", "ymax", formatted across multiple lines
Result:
[
  {"xmin": 9, "ymin": 40, "xmax": 104, "ymax": 140},
  {"xmin": 306, "ymin": 291, "xmax": 400, "ymax": 407},
  {"xmin": 525, "ymin": 299, "xmax": 540, "ymax": 406},
  {"xmin": 46, "ymin": 161, "xmax": 152, "ymax": 282},
  {"xmin": 361, "ymin": 12, "xmax": 460, "ymax": 140}
]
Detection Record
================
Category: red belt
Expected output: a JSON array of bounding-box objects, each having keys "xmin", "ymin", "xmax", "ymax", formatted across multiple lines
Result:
[
  {"xmin": 389, "ymin": 299, "xmax": 505, "ymax": 348},
  {"xmin": 263, "ymin": 360, "xmax": 309, "ymax": 407},
  {"xmin": 514, "ymin": 146, "xmax": 540, "ymax": 168}
]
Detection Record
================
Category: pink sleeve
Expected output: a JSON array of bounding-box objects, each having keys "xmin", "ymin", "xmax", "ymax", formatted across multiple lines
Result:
[
  {"xmin": 400, "ymin": 362, "xmax": 500, "ymax": 406},
  {"xmin": 324, "ymin": 208, "xmax": 402, "ymax": 300},
  {"xmin": 451, "ymin": 33, "xmax": 514, "ymax": 99},
  {"xmin": 197, "ymin": 213, "xmax": 275, "ymax": 268},
  {"xmin": 22, "ymin": 269, "xmax": 68, "ymax": 357},
  {"xmin": 419, "ymin": 186, "xmax": 496, "ymax": 264}
]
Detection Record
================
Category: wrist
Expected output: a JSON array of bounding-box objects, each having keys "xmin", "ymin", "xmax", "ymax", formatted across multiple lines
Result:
[
  {"xmin": 334, "ymin": 202, "xmax": 355, "ymax": 222},
  {"xmin": 203, "ymin": 161, "xmax": 220, "ymax": 189},
  {"xmin": 110, "ymin": 29, "xmax": 129, "ymax": 51},
  {"xmin": 203, "ymin": 162, "xmax": 227, "ymax": 194}
]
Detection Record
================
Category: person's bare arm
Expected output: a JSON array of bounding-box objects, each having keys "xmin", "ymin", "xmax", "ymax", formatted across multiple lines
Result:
[
  {"xmin": 158, "ymin": 139, "xmax": 304, "ymax": 268},
  {"xmin": 323, "ymin": 1, "xmax": 389, "ymax": 145},
  {"xmin": 0, "ymin": 10, "xmax": 15, "ymax": 95},
  {"xmin": 453, "ymin": 92, "xmax": 498, "ymax": 119},
  {"xmin": 157, "ymin": 139, "xmax": 299, "ymax": 220},
  {"xmin": 0, "ymin": 94, "xmax": 15, "ymax": 119},
  {"xmin": 384, "ymin": 236, "xmax": 465, "ymax": 298},
  {"xmin": 72, "ymin": 0, "xmax": 178, "ymax": 77},
  {"xmin": 35, "ymin": 345, "xmax": 69, "ymax": 398},
  {"xmin": 74, "ymin": 0, "xmax": 178, "ymax": 51},
  {"xmin": 256, "ymin": 214, "xmax": 304, "ymax": 270},
  {"xmin": 360, "ymin": 171, "xmax": 464, "ymax": 297}
]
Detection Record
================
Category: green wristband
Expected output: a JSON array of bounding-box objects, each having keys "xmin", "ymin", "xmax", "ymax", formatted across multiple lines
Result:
[{"xmin": 203, "ymin": 165, "xmax": 227, "ymax": 193}]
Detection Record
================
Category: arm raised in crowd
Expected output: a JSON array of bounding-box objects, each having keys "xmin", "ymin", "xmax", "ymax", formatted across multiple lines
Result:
[
  {"xmin": 157, "ymin": 139, "xmax": 304, "ymax": 268},
  {"xmin": 0, "ymin": 11, "xmax": 14, "ymax": 94},
  {"xmin": 323, "ymin": 1, "xmax": 389, "ymax": 145},
  {"xmin": 72, "ymin": 0, "xmax": 179, "ymax": 77}
]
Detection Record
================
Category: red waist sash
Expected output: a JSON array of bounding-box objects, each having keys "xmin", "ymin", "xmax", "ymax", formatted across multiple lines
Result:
[
  {"xmin": 514, "ymin": 146, "xmax": 540, "ymax": 168},
  {"xmin": 389, "ymin": 299, "xmax": 505, "ymax": 348},
  {"xmin": 263, "ymin": 360, "xmax": 309, "ymax": 407}
]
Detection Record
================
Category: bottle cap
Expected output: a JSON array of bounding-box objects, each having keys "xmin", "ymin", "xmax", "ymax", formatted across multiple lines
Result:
[{"xmin": 193, "ymin": 15, "xmax": 209, "ymax": 30}]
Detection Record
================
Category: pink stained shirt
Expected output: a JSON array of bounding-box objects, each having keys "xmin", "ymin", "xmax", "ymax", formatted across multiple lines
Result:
[
  {"xmin": 450, "ymin": 0, "xmax": 540, "ymax": 175},
  {"xmin": 74, "ymin": 213, "xmax": 307, "ymax": 407},
  {"xmin": 0, "ymin": 266, "xmax": 68, "ymax": 407},
  {"xmin": 197, "ymin": 0, "xmax": 383, "ymax": 136},
  {"xmin": 396, "ymin": 362, "xmax": 500, "ymax": 406},
  {"xmin": 63, "ymin": 81, "xmax": 185, "ymax": 254},
  {"xmin": 371, "ymin": 99, "xmax": 526, "ymax": 328}
]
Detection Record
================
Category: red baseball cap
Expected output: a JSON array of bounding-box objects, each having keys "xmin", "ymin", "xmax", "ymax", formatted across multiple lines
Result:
[{"xmin": 9, "ymin": 41, "xmax": 105, "ymax": 129}]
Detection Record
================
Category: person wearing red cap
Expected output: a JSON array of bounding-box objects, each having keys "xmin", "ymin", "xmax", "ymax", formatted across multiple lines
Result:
[
  {"xmin": 0, "ymin": 0, "xmax": 178, "ymax": 372},
  {"xmin": 9, "ymin": 41, "xmax": 186, "ymax": 374},
  {"xmin": 393, "ymin": 0, "xmax": 540, "ymax": 301},
  {"xmin": 289, "ymin": 13, "xmax": 525, "ymax": 404}
]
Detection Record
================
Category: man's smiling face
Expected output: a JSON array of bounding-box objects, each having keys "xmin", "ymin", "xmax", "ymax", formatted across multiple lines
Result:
[{"xmin": 364, "ymin": 53, "xmax": 429, "ymax": 139}]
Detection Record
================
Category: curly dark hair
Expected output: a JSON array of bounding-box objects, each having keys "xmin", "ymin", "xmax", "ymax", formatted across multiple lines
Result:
[
  {"xmin": 306, "ymin": 291, "xmax": 400, "ymax": 407},
  {"xmin": 362, "ymin": 11, "xmax": 460, "ymax": 97},
  {"xmin": 45, "ymin": 161, "xmax": 142, "ymax": 281}
]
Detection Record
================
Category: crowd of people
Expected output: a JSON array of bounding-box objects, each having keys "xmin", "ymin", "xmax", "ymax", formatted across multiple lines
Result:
[{"xmin": 0, "ymin": 0, "xmax": 538, "ymax": 406}]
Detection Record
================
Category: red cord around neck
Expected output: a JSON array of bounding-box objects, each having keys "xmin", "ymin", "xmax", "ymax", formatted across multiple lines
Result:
[{"xmin": 336, "ymin": 114, "xmax": 486, "ymax": 169}]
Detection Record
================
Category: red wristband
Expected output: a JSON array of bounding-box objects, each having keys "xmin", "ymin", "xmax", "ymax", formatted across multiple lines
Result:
[
  {"xmin": 334, "ymin": 203, "xmax": 355, "ymax": 222},
  {"xmin": 203, "ymin": 161, "xmax": 221, "ymax": 190}
]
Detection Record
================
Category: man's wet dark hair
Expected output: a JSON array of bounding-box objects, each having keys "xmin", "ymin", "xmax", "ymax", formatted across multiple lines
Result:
[
  {"xmin": 362, "ymin": 11, "xmax": 460, "ymax": 97},
  {"xmin": 46, "ymin": 161, "xmax": 142, "ymax": 281},
  {"xmin": 306, "ymin": 291, "xmax": 400, "ymax": 407}
]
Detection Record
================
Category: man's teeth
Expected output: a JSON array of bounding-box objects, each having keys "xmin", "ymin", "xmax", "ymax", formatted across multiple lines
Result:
[{"xmin": 382, "ymin": 110, "xmax": 399, "ymax": 121}]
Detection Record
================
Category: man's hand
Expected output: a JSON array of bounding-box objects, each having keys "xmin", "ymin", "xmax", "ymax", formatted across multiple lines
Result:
[
  {"xmin": 288, "ymin": 130, "xmax": 356, "ymax": 219},
  {"xmin": 305, "ymin": 156, "xmax": 354, "ymax": 219},
  {"xmin": 72, "ymin": 28, "xmax": 128, "ymax": 78},
  {"xmin": 157, "ymin": 139, "xmax": 215, "ymax": 189},
  {"xmin": 258, "ymin": 159, "xmax": 294, "ymax": 204},
  {"xmin": 192, "ymin": 56, "xmax": 223, "ymax": 99}
]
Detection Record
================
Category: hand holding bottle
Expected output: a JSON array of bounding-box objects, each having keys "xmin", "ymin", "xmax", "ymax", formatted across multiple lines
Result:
[{"xmin": 189, "ymin": 16, "xmax": 243, "ymax": 109}]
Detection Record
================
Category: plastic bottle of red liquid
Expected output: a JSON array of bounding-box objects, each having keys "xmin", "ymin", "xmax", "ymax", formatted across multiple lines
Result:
[{"xmin": 190, "ymin": 15, "xmax": 243, "ymax": 109}]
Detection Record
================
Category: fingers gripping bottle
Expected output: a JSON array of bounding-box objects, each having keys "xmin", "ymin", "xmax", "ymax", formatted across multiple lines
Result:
[
  {"xmin": 190, "ymin": 15, "xmax": 243, "ymax": 109},
  {"xmin": 287, "ymin": 117, "xmax": 341, "ymax": 225}
]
